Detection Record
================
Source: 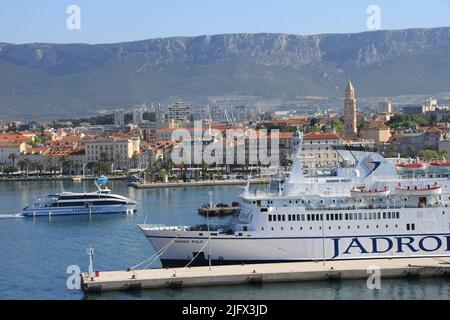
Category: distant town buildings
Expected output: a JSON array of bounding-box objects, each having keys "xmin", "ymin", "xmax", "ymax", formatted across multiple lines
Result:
[
  {"xmin": 85, "ymin": 137, "xmax": 141, "ymax": 170},
  {"xmin": 300, "ymin": 133, "xmax": 341, "ymax": 168},
  {"xmin": 168, "ymin": 100, "xmax": 190, "ymax": 123},
  {"xmin": 114, "ymin": 109, "xmax": 125, "ymax": 126},
  {"xmin": 360, "ymin": 121, "xmax": 391, "ymax": 144},
  {"xmin": 378, "ymin": 101, "xmax": 392, "ymax": 114},
  {"xmin": 132, "ymin": 107, "xmax": 144, "ymax": 125}
]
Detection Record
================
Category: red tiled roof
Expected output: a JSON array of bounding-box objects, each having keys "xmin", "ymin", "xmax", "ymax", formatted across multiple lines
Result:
[
  {"xmin": 0, "ymin": 134, "xmax": 32, "ymax": 142},
  {"xmin": 303, "ymin": 133, "xmax": 339, "ymax": 140},
  {"xmin": 424, "ymin": 127, "xmax": 442, "ymax": 134},
  {"xmin": 269, "ymin": 119, "xmax": 308, "ymax": 125},
  {"xmin": 0, "ymin": 141, "xmax": 23, "ymax": 147}
]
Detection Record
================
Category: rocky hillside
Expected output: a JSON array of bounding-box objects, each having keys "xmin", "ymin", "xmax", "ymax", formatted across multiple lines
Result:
[{"xmin": 1, "ymin": 27, "xmax": 450, "ymax": 119}]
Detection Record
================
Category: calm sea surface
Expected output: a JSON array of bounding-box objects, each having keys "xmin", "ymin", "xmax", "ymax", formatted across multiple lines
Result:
[{"xmin": 0, "ymin": 180, "xmax": 449, "ymax": 300}]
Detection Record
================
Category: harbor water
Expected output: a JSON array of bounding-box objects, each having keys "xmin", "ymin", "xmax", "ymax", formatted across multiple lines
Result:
[{"xmin": 0, "ymin": 180, "xmax": 449, "ymax": 300}]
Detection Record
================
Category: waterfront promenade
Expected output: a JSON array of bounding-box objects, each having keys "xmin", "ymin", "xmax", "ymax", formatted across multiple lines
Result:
[{"xmin": 129, "ymin": 178, "xmax": 269, "ymax": 189}]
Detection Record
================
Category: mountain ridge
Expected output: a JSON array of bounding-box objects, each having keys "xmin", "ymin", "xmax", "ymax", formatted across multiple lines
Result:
[{"xmin": 1, "ymin": 27, "xmax": 450, "ymax": 120}]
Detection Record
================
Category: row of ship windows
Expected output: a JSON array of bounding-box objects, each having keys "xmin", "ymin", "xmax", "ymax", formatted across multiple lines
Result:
[
  {"xmin": 268, "ymin": 212, "xmax": 400, "ymax": 222},
  {"xmin": 260, "ymin": 223, "xmax": 415, "ymax": 232}
]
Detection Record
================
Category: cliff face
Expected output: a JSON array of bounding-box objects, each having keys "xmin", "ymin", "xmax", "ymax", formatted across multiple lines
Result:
[{"xmin": 1, "ymin": 27, "xmax": 450, "ymax": 119}]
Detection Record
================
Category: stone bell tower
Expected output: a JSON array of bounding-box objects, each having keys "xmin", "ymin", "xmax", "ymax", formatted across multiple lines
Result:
[{"xmin": 343, "ymin": 81, "xmax": 357, "ymax": 136}]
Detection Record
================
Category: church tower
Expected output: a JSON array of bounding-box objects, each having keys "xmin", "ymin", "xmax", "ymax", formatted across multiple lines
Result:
[{"xmin": 343, "ymin": 81, "xmax": 357, "ymax": 136}]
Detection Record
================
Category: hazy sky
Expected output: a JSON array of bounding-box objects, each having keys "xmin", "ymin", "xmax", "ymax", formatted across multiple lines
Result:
[{"xmin": 1, "ymin": 0, "xmax": 450, "ymax": 44}]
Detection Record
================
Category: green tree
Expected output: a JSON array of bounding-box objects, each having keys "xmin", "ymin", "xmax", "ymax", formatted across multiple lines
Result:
[
  {"xmin": 418, "ymin": 150, "xmax": 440, "ymax": 160},
  {"xmin": 331, "ymin": 119, "xmax": 345, "ymax": 133}
]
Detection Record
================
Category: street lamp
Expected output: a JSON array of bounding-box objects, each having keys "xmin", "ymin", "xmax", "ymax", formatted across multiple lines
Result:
[{"xmin": 207, "ymin": 190, "xmax": 213, "ymax": 271}]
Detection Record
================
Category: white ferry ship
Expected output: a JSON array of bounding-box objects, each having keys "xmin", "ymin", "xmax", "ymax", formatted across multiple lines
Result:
[
  {"xmin": 139, "ymin": 131, "xmax": 450, "ymax": 267},
  {"xmin": 21, "ymin": 178, "xmax": 137, "ymax": 217}
]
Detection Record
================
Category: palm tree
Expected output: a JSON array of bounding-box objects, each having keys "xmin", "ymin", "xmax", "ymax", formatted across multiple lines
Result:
[
  {"xmin": 34, "ymin": 162, "xmax": 43, "ymax": 174},
  {"xmin": 22, "ymin": 159, "xmax": 32, "ymax": 177},
  {"xmin": 8, "ymin": 153, "xmax": 17, "ymax": 167}
]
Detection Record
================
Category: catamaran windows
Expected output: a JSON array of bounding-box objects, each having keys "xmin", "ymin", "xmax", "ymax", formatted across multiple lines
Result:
[
  {"xmin": 377, "ymin": 212, "xmax": 381, "ymax": 219},
  {"xmin": 344, "ymin": 213, "xmax": 348, "ymax": 220},
  {"xmin": 53, "ymin": 202, "xmax": 85, "ymax": 207},
  {"xmin": 261, "ymin": 208, "xmax": 268, "ymax": 213},
  {"xmin": 307, "ymin": 214, "xmax": 311, "ymax": 221},
  {"xmin": 288, "ymin": 214, "xmax": 291, "ymax": 221},
  {"xmin": 92, "ymin": 200, "xmax": 126, "ymax": 206},
  {"xmin": 406, "ymin": 223, "xmax": 416, "ymax": 231}
]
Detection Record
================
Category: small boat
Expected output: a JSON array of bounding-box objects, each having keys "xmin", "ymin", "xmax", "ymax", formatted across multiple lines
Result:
[
  {"xmin": 351, "ymin": 186, "xmax": 390, "ymax": 198},
  {"xmin": 197, "ymin": 202, "xmax": 240, "ymax": 217},
  {"xmin": 21, "ymin": 177, "xmax": 137, "ymax": 217},
  {"xmin": 395, "ymin": 182, "xmax": 442, "ymax": 196}
]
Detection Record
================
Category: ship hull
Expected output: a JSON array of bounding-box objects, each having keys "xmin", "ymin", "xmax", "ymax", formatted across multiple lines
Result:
[{"xmin": 141, "ymin": 227, "xmax": 450, "ymax": 268}]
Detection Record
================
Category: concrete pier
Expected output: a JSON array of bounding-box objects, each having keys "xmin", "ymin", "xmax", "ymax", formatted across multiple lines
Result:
[{"xmin": 81, "ymin": 257, "xmax": 450, "ymax": 293}]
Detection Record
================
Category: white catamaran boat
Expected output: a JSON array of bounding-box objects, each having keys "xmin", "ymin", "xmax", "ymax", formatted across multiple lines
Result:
[
  {"xmin": 21, "ymin": 178, "xmax": 137, "ymax": 217},
  {"xmin": 139, "ymin": 131, "xmax": 450, "ymax": 267}
]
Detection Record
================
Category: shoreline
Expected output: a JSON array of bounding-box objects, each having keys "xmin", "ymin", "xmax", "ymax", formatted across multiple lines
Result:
[
  {"xmin": 129, "ymin": 178, "xmax": 270, "ymax": 189},
  {"xmin": 0, "ymin": 176, "xmax": 128, "ymax": 182}
]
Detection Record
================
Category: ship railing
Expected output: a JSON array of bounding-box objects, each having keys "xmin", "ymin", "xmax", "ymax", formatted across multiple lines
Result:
[{"xmin": 303, "ymin": 203, "xmax": 446, "ymax": 211}]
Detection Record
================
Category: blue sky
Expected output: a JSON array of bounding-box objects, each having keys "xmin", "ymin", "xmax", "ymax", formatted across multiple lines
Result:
[{"xmin": 1, "ymin": 0, "xmax": 450, "ymax": 44}]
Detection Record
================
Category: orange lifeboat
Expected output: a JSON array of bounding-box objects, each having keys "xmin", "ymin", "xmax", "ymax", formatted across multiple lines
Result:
[
  {"xmin": 351, "ymin": 186, "xmax": 390, "ymax": 198},
  {"xmin": 396, "ymin": 162, "xmax": 428, "ymax": 172},
  {"xmin": 395, "ymin": 182, "xmax": 442, "ymax": 196}
]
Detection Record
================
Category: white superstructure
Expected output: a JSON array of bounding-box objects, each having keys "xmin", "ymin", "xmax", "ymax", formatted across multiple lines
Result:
[{"xmin": 140, "ymin": 131, "xmax": 450, "ymax": 267}]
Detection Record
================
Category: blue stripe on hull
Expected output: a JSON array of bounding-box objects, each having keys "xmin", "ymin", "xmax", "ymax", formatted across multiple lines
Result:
[{"xmin": 146, "ymin": 232, "xmax": 450, "ymax": 241}]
